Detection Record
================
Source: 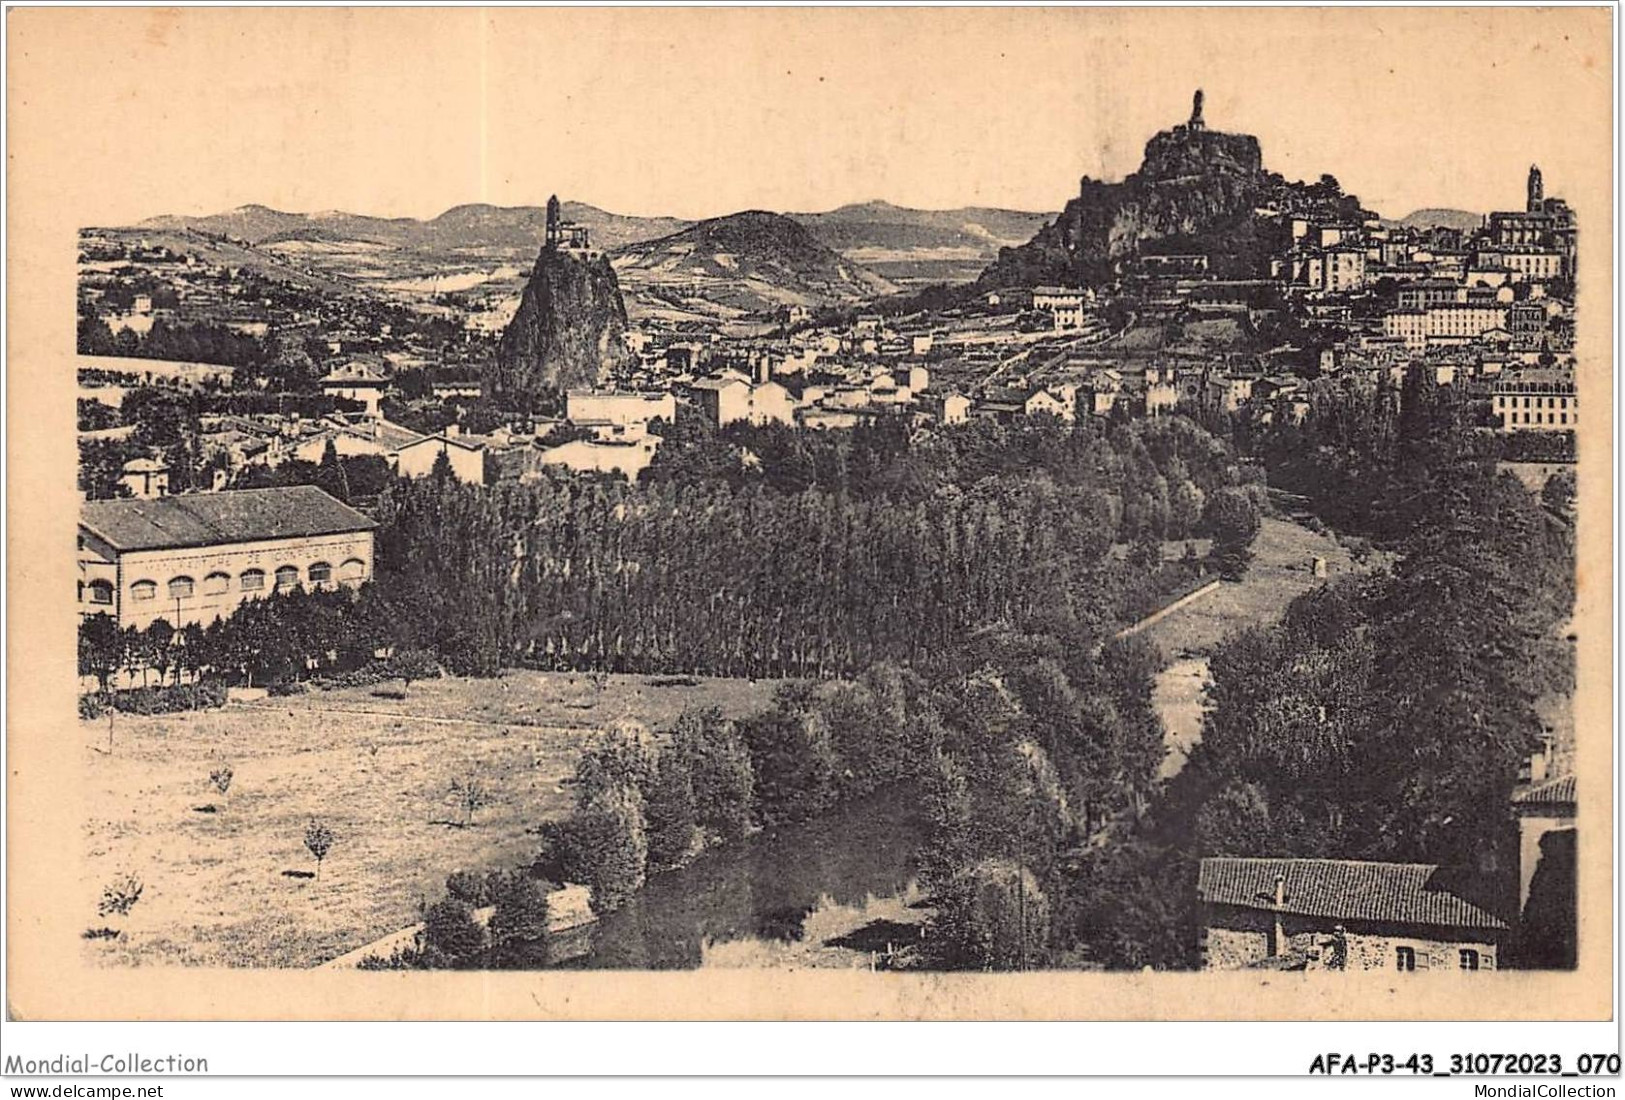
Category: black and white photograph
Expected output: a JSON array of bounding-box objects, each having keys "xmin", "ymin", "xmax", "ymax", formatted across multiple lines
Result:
[{"xmin": 4, "ymin": 4, "xmax": 1613, "ymax": 1038}]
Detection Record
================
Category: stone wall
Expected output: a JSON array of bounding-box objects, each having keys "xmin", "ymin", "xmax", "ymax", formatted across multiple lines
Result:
[{"xmin": 1201, "ymin": 904, "xmax": 1500, "ymax": 972}]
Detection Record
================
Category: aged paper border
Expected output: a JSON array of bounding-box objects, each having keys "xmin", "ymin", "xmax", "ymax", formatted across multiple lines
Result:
[{"xmin": 5, "ymin": 5, "xmax": 1614, "ymax": 1022}]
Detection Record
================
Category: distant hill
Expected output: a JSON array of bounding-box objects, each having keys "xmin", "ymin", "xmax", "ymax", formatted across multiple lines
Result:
[
  {"xmin": 138, "ymin": 202, "xmax": 689, "ymax": 254},
  {"xmin": 418, "ymin": 203, "xmax": 691, "ymax": 252},
  {"xmin": 791, "ymin": 200, "xmax": 1053, "ymax": 254},
  {"xmin": 89, "ymin": 223, "xmax": 368, "ymax": 298},
  {"xmin": 141, "ymin": 204, "xmax": 319, "ymax": 243},
  {"xmin": 1385, "ymin": 208, "xmax": 1484, "ymax": 233},
  {"xmin": 130, "ymin": 200, "xmax": 1059, "ymax": 291},
  {"xmin": 791, "ymin": 201, "xmax": 1055, "ymax": 287},
  {"xmin": 612, "ymin": 210, "xmax": 897, "ymax": 312}
]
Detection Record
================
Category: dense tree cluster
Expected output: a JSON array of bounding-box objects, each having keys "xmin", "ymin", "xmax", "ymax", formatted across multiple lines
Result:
[
  {"xmin": 369, "ymin": 416, "xmax": 1243, "ymax": 679},
  {"xmin": 1064, "ymin": 374, "xmax": 1576, "ymax": 970},
  {"xmin": 77, "ymin": 317, "xmax": 272, "ymax": 370},
  {"xmin": 915, "ymin": 626, "xmax": 1166, "ymax": 969}
]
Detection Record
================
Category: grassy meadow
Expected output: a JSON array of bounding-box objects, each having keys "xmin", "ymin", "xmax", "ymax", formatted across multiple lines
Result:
[{"xmin": 81, "ymin": 670, "xmax": 780, "ymax": 968}]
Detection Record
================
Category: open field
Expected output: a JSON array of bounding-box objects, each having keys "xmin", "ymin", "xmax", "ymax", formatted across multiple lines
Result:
[
  {"xmin": 1137, "ymin": 516, "xmax": 1363, "ymax": 660},
  {"xmin": 81, "ymin": 671, "xmax": 781, "ymax": 968},
  {"xmin": 1145, "ymin": 516, "xmax": 1370, "ymax": 781}
]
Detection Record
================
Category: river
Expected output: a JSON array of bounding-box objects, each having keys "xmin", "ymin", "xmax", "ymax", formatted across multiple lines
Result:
[
  {"xmin": 544, "ymin": 659, "xmax": 1208, "ymax": 969},
  {"xmin": 554, "ymin": 787, "xmax": 926, "ymax": 969}
]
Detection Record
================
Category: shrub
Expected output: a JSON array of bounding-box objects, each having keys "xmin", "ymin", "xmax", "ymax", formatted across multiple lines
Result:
[
  {"xmin": 98, "ymin": 872, "xmax": 145, "ymax": 919},
  {"xmin": 107, "ymin": 680, "xmax": 227, "ymax": 715},
  {"xmin": 572, "ymin": 785, "xmax": 648, "ymax": 914},
  {"xmin": 209, "ymin": 764, "xmax": 234, "ymax": 806},
  {"xmin": 311, "ymin": 665, "xmax": 392, "ymax": 691},
  {"xmin": 574, "ymin": 720, "xmax": 659, "ymax": 802},
  {"xmin": 928, "ymin": 859, "xmax": 1051, "ymax": 971},
  {"xmin": 450, "ymin": 776, "xmax": 492, "ymax": 826},
  {"xmin": 530, "ymin": 818, "xmax": 589, "ymax": 886},
  {"xmin": 355, "ymin": 947, "xmax": 423, "ymax": 970},
  {"xmin": 443, "ymin": 869, "xmax": 497, "ymax": 907},
  {"xmin": 740, "ymin": 694, "xmax": 838, "ymax": 824},
  {"xmin": 420, "ymin": 896, "xmax": 485, "ymax": 967},
  {"xmin": 268, "ymin": 680, "xmax": 309, "ymax": 697},
  {"xmin": 304, "ymin": 821, "xmax": 335, "ymax": 878},
  {"xmin": 488, "ymin": 871, "xmax": 552, "ymax": 966},
  {"xmin": 643, "ymin": 746, "xmax": 699, "ymax": 869},
  {"xmin": 385, "ymin": 648, "xmax": 440, "ymax": 695},
  {"xmin": 1203, "ymin": 487, "xmax": 1262, "ymax": 581},
  {"xmin": 673, "ymin": 708, "xmax": 754, "ymax": 842},
  {"xmin": 818, "ymin": 680, "xmax": 906, "ymax": 796},
  {"xmin": 79, "ymin": 693, "xmax": 110, "ymax": 721}
]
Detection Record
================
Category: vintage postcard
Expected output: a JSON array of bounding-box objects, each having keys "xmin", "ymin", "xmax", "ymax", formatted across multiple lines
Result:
[{"xmin": 5, "ymin": 5, "xmax": 1613, "ymax": 1021}]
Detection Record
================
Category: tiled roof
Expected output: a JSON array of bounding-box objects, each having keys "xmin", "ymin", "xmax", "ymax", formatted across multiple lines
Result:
[
  {"xmin": 81, "ymin": 486, "xmax": 376, "ymax": 552},
  {"xmin": 1197, "ymin": 858, "xmax": 1507, "ymax": 931},
  {"xmin": 331, "ymin": 420, "xmax": 423, "ymax": 451},
  {"xmin": 397, "ymin": 432, "xmax": 489, "ymax": 453},
  {"xmin": 1512, "ymin": 774, "xmax": 1576, "ymax": 807},
  {"xmin": 322, "ymin": 361, "xmax": 388, "ymax": 385}
]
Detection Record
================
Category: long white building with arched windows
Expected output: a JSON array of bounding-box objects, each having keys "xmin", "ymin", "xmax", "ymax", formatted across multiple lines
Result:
[{"xmin": 78, "ymin": 486, "xmax": 376, "ymax": 631}]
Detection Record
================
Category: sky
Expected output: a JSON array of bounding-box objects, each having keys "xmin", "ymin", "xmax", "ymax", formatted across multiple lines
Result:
[{"xmin": 9, "ymin": 7, "xmax": 1613, "ymax": 225}]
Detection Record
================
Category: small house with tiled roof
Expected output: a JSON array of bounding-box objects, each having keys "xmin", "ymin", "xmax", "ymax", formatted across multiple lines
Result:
[
  {"xmin": 79, "ymin": 486, "xmax": 376, "ymax": 631},
  {"xmin": 394, "ymin": 427, "xmax": 497, "ymax": 484},
  {"xmin": 1197, "ymin": 857, "xmax": 1508, "ymax": 973},
  {"xmin": 118, "ymin": 456, "xmax": 170, "ymax": 500},
  {"xmin": 320, "ymin": 361, "xmax": 391, "ymax": 417}
]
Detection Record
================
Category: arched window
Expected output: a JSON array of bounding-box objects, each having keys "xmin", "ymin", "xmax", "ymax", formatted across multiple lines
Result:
[
  {"xmin": 203, "ymin": 572, "xmax": 231, "ymax": 596},
  {"xmin": 339, "ymin": 558, "xmax": 366, "ymax": 583},
  {"xmin": 274, "ymin": 565, "xmax": 300, "ymax": 592},
  {"xmin": 168, "ymin": 576, "xmax": 195, "ymax": 599},
  {"xmin": 1395, "ymin": 946, "xmax": 1417, "ymax": 973},
  {"xmin": 308, "ymin": 561, "xmax": 332, "ymax": 585},
  {"xmin": 130, "ymin": 580, "xmax": 157, "ymax": 602},
  {"xmin": 87, "ymin": 580, "xmax": 114, "ymax": 605},
  {"xmin": 240, "ymin": 569, "xmax": 265, "ymax": 592}
]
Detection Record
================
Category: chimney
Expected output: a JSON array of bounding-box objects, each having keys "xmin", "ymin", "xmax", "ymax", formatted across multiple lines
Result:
[
  {"xmin": 1529, "ymin": 736, "xmax": 1553, "ymax": 783},
  {"xmin": 1272, "ymin": 873, "xmax": 1288, "ymax": 957},
  {"xmin": 445, "ymin": 423, "xmax": 460, "ymax": 439}
]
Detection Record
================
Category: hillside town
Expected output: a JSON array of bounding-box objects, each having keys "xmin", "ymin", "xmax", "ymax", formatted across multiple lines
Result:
[
  {"xmin": 74, "ymin": 92, "xmax": 1579, "ymax": 978},
  {"xmin": 78, "ymin": 152, "xmax": 1576, "ymax": 500}
]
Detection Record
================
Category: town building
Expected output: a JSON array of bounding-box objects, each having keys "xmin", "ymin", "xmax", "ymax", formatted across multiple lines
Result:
[
  {"xmin": 1396, "ymin": 281, "xmax": 1464, "ymax": 311},
  {"xmin": 566, "ymin": 389, "xmax": 677, "ymax": 428},
  {"xmin": 1383, "ymin": 304, "xmax": 1510, "ymax": 349},
  {"xmin": 691, "ymin": 375, "xmax": 796, "ymax": 427},
  {"xmin": 1491, "ymin": 370, "xmax": 1576, "ymax": 431},
  {"xmin": 1198, "ymin": 858, "xmax": 1506, "ymax": 972},
  {"xmin": 1024, "ymin": 387, "xmax": 1076, "ymax": 422},
  {"xmin": 78, "ymin": 486, "xmax": 376, "ymax": 631},
  {"xmin": 431, "ymin": 381, "xmax": 483, "ymax": 401},
  {"xmin": 291, "ymin": 418, "xmax": 422, "ymax": 465},
  {"xmin": 1486, "ymin": 166, "xmax": 1576, "ymax": 275},
  {"xmin": 319, "ymin": 361, "xmax": 390, "ymax": 417},
  {"xmin": 538, "ymin": 433, "xmax": 662, "ymax": 480},
  {"xmin": 921, "ymin": 392, "xmax": 972, "ymax": 426},
  {"xmin": 119, "ymin": 457, "xmax": 170, "ymax": 500},
  {"xmin": 1032, "ymin": 286, "xmax": 1088, "ymax": 330},
  {"xmin": 394, "ymin": 428, "xmax": 493, "ymax": 483}
]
